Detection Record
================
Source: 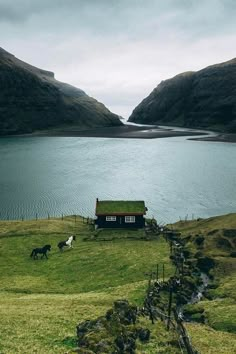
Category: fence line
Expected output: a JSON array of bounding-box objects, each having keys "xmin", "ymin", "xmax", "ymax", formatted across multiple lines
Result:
[
  {"xmin": 143, "ymin": 225, "xmax": 199, "ymax": 354},
  {"xmin": 0, "ymin": 211, "xmax": 95, "ymax": 223},
  {"xmin": 143, "ymin": 274, "xmax": 198, "ymax": 354}
]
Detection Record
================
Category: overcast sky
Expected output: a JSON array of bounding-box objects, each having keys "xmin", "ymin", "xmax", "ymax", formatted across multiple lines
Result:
[{"xmin": 0, "ymin": 0, "xmax": 236, "ymax": 118}]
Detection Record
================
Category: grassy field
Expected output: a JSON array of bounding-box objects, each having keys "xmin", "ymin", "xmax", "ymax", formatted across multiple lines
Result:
[
  {"xmin": 1, "ymin": 214, "xmax": 236, "ymax": 353},
  {"xmin": 173, "ymin": 213, "xmax": 236, "ymax": 354},
  {"xmin": 0, "ymin": 216, "xmax": 174, "ymax": 353}
]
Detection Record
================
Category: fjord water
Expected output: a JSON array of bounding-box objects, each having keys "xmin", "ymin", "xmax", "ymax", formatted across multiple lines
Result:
[{"xmin": 0, "ymin": 136, "xmax": 235, "ymax": 223}]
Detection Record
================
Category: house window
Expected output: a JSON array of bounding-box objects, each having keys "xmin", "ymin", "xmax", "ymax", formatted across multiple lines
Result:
[
  {"xmin": 106, "ymin": 216, "xmax": 116, "ymax": 221},
  {"xmin": 125, "ymin": 216, "xmax": 135, "ymax": 223}
]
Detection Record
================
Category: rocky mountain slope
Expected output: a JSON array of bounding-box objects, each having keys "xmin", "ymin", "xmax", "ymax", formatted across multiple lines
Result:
[
  {"xmin": 128, "ymin": 58, "xmax": 236, "ymax": 133},
  {"xmin": 0, "ymin": 48, "xmax": 122, "ymax": 135}
]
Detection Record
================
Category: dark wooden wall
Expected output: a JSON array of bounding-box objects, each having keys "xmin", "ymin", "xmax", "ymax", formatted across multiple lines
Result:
[{"xmin": 96, "ymin": 215, "xmax": 145, "ymax": 229}]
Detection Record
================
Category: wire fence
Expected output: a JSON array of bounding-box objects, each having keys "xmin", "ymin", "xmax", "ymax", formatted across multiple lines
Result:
[{"xmin": 0, "ymin": 210, "xmax": 95, "ymax": 222}]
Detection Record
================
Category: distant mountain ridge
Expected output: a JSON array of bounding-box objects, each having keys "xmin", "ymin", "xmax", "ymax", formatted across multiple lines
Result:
[
  {"xmin": 0, "ymin": 47, "xmax": 122, "ymax": 135},
  {"xmin": 128, "ymin": 58, "xmax": 236, "ymax": 133}
]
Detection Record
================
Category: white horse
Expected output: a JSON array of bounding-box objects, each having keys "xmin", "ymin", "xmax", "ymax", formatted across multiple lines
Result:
[{"xmin": 58, "ymin": 235, "xmax": 76, "ymax": 251}]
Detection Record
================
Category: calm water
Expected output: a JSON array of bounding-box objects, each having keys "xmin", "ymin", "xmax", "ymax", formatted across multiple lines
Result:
[{"xmin": 0, "ymin": 136, "xmax": 235, "ymax": 223}]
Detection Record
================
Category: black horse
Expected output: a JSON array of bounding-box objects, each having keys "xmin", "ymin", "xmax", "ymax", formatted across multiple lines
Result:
[{"xmin": 30, "ymin": 244, "xmax": 51, "ymax": 259}]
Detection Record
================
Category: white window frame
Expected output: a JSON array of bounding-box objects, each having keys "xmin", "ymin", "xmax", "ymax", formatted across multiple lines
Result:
[
  {"xmin": 106, "ymin": 216, "xmax": 116, "ymax": 221},
  {"xmin": 125, "ymin": 216, "xmax": 136, "ymax": 223}
]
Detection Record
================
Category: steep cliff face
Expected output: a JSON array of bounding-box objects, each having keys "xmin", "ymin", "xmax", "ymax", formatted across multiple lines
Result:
[
  {"xmin": 128, "ymin": 58, "xmax": 236, "ymax": 133},
  {"xmin": 0, "ymin": 48, "xmax": 122, "ymax": 135}
]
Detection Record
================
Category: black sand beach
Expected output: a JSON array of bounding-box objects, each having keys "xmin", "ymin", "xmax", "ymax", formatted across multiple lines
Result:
[
  {"xmin": 5, "ymin": 124, "xmax": 236, "ymax": 142},
  {"xmin": 189, "ymin": 134, "xmax": 236, "ymax": 143},
  {"xmin": 32, "ymin": 124, "xmax": 208, "ymax": 139}
]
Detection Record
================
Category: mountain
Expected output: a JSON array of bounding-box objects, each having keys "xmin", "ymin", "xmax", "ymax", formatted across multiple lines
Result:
[
  {"xmin": 128, "ymin": 58, "xmax": 236, "ymax": 133},
  {"xmin": 0, "ymin": 47, "xmax": 122, "ymax": 135}
]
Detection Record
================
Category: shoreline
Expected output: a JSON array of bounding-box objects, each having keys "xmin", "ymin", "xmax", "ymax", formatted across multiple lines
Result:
[
  {"xmin": 1, "ymin": 124, "xmax": 235, "ymax": 142},
  {"xmin": 11, "ymin": 124, "xmax": 208, "ymax": 140},
  {"xmin": 188, "ymin": 133, "xmax": 236, "ymax": 143}
]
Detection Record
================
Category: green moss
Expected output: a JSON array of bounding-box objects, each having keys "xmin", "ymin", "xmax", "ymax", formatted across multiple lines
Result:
[
  {"xmin": 96, "ymin": 200, "xmax": 146, "ymax": 215},
  {"xmin": 184, "ymin": 303, "xmax": 205, "ymax": 315}
]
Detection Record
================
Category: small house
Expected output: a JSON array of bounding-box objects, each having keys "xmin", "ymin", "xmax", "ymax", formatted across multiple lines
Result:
[{"xmin": 95, "ymin": 198, "xmax": 147, "ymax": 229}]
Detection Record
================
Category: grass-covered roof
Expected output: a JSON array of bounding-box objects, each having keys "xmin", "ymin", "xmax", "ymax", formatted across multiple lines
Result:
[{"xmin": 96, "ymin": 200, "xmax": 146, "ymax": 215}]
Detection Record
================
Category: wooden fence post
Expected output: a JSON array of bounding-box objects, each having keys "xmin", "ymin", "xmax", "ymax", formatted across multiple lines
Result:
[
  {"xmin": 148, "ymin": 276, "xmax": 151, "ymax": 290},
  {"xmin": 173, "ymin": 309, "xmax": 196, "ymax": 354},
  {"xmin": 167, "ymin": 286, "xmax": 173, "ymax": 330}
]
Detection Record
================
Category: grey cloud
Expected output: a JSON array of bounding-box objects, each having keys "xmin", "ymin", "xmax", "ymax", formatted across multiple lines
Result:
[
  {"xmin": 0, "ymin": 4, "xmax": 22, "ymax": 22},
  {"xmin": 0, "ymin": 0, "xmax": 235, "ymax": 41},
  {"xmin": 0, "ymin": 0, "xmax": 235, "ymax": 118}
]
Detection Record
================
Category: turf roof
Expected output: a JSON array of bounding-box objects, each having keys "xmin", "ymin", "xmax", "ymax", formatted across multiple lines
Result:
[{"xmin": 96, "ymin": 200, "xmax": 146, "ymax": 215}]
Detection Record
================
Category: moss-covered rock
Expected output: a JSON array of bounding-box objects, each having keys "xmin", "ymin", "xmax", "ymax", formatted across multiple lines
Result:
[
  {"xmin": 196, "ymin": 256, "xmax": 215, "ymax": 273},
  {"xmin": 76, "ymin": 300, "xmax": 149, "ymax": 353},
  {"xmin": 190, "ymin": 312, "xmax": 205, "ymax": 323},
  {"xmin": 183, "ymin": 303, "xmax": 205, "ymax": 315},
  {"xmin": 195, "ymin": 235, "xmax": 205, "ymax": 247}
]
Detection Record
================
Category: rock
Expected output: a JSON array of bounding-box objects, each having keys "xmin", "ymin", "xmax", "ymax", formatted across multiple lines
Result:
[
  {"xmin": 76, "ymin": 318, "xmax": 104, "ymax": 339},
  {"xmin": 136, "ymin": 328, "xmax": 150, "ymax": 342},
  {"xmin": 197, "ymin": 256, "xmax": 215, "ymax": 273},
  {"xmin": 216, "ymin": 237, "xmax": 233, "ymax": 249},
  {"xmin": 114, "ymin": 333, "xmax": 136, "ymax": 354},
  {"xmin": 223, "ymin": 229, "xmax": 236, "ymax": 238},
  {"xmin": 113, "ymin": 300, "xmax": 137, "ymax": 325},
  {"xmin": 191, "ymin": 312, "xmax": 205, "ymax": 323},
  {"xmin": 76, "ymin": 300, "xmax": 148, "ymax": 353},
  {"xmin": 183, "ymin": 250, "xmax": 191, "ymax": 258},
  {"xmin": 105, "ymin": 308, "xmax": 114, "ymax": 321},
  {"xmin": 195, "ymin": 235, "xmax": 205, "ymax": 246}
]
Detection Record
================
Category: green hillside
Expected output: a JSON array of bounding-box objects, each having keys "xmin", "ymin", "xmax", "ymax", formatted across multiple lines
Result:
[
  {"xmin": 128, "ymin": 58, "xmax": 236, "ymax": 133},
  {"xmin": 172, "ymin": 213, "xmax": 236, "ymax": 353},
  {"xmin": 0, "ymin": 216, "xmax": 174, "ymax": 353},
  {"xmin": 0, "ymin": 47, "xmax": 122, "ymax": 136},
  {"xmin": 0, "ymin": 213, "xmax": 235, "ymax": 353}
]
